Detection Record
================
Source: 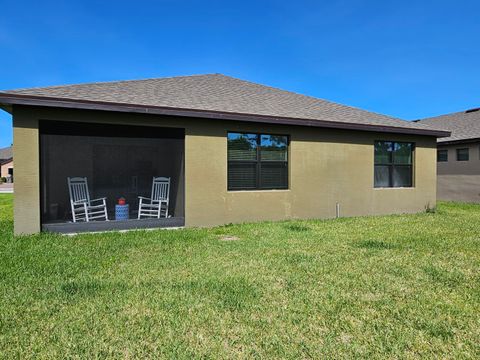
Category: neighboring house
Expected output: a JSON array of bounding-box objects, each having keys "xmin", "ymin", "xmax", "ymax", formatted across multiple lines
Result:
[
  {"xmin": 0, "ymin": 146, "xmax": 13, "ymax": 181},
  {"xmin": 0, "ymin": 74, "xmax": 448, "ymax": 235},
  {"xmin": 418, "ymin": 108, "xmax": 480, "ymax": 203}
]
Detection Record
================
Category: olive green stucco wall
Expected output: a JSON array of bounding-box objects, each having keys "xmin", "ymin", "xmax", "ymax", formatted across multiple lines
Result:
[
  {"xmin": 13, "ymin": 107, "xmax": 40, "ymax": 235},
  {"xmin": 12, "ymin": 105, "xmax": 438, "ymax": 234}
]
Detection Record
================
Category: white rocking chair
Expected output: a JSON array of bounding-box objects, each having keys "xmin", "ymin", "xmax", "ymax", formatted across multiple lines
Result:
[
  {"xmin": 138, "ymin": 177, "xmax": 170, "ymax": 219},
  {"xmin": 67, "ymin": 177, "xmax": 109, "ymax": 222}
]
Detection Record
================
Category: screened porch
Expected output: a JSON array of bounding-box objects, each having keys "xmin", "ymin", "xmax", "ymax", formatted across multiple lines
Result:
[{"xmin": 39, "ymin": 121, "xmax": 185, "ymax": 233}]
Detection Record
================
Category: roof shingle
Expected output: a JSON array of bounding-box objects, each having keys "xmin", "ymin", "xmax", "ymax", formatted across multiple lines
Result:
[
  {"xmin": 418, "ymin": 109, "xmax": 480, "ymax": 143},
  {"xmin": 0, "ymin": 146, "xmax": 12, "ymax": 161},
  {"xmin": 0, "ymin": 74, "xmax": 446, "ymax": 136}
]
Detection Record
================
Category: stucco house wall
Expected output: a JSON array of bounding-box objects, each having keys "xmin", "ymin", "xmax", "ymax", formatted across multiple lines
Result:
[
  {"xmin": 0, "ymin": 159, "xmax": 13, "ymax": 178},
  {"xmin": 13, "ymin": 106, "xmax": 437, "ymax": 235},
  {"xmin": 437, "ymin": 142, "xmax": 480, "ymax": 202}
]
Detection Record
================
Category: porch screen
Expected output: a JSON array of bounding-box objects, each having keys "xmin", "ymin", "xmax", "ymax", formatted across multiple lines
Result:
[{"xmin": 40, "ymin": 121, "xmax": 184, "ymax": 224}]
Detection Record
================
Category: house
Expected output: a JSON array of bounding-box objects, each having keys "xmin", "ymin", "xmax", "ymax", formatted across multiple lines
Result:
[
  {"xmin": 0, "ymin": 74, "xmax": 449, "ymax": 235},
  {"xmin": 0, "ymin": 146, "xmax": 13, "ymax": 181},
  {"xmin": 418, "ymin": 108, "xmax": 480, "ymax": 203}
]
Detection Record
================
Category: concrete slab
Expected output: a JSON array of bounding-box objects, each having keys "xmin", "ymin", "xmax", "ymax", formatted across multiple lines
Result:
[{"xmin": 0, "ymin": 183, "xmax": 13, "ymax": 193}]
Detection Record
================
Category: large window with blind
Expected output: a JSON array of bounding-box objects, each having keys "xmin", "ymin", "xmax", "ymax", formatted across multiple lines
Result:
[
  {"xmin": 227, "ymin": 132, "xmax": 288, "ymax": 190},
  {"xmin": 374, "ymin": 141, "xmax": 414, "ymax": 188}
]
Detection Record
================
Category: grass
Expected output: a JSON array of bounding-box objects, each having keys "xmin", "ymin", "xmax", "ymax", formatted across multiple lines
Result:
[{"xmin": 0, "ymin": 194, "xmax": 479, "ymax": 358}]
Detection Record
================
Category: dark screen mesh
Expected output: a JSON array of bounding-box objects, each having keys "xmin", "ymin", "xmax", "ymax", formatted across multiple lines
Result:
[{"xmin": 40, "ymin": 121, "xmax": 184, "ymax": 223}]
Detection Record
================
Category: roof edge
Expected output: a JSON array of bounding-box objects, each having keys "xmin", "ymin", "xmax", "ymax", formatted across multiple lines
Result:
[
  {"xmin": 437, "ymin": 137, "xmax": 480, "ymax": 145},
  {"xmin": 0, "ymin": 93, "xmax": 451, "ymax": 138},
  {"xmin": 0, "ymin": 157, "xmax": 13, "ymax": 164}
]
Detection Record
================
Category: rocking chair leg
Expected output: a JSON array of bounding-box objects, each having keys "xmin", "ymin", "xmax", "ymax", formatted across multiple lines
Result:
[
  {"xmin": 71, "ymin": 202, "xmax": 77, "ymax": 223},
  {"xmin": 138, "ymin": 198, "xmax": 142, "ymax": 220},
  {"xmin": 84, "ymin": 203, "xmax": 89, "ymax": 222},
  {"xmin": 104, "ymin": 199, "xmax": 109, "ymax": 221}
]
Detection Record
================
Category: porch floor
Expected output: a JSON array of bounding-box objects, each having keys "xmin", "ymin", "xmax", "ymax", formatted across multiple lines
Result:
[{"xmin": 42, "ymin": 217, "xmax": 185, "ymax": 234}]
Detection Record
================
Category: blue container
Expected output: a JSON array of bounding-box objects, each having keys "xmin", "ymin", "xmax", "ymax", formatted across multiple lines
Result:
[{"xmin": 115, "ymin": 204, "xmax": 129, "ymax": 221}]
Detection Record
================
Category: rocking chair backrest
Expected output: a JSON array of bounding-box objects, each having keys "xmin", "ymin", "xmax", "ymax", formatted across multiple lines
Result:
[
  {"xmin": 151, "ymin": 177, "xmax": 170, "ymax": 201},
  {"xmin": 68, "ymin": 177, "xmax": 91, "ymax": 204}
]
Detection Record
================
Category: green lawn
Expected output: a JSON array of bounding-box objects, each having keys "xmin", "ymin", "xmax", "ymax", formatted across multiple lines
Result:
[{"xmin": 0, "ymin": 194, "xmax": 479, "ymax": 358}]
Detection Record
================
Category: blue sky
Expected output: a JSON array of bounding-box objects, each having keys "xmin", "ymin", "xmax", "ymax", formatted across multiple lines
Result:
[{"xmin": 1, "ymin": 0, "xmax": 479, "ymax": 147}]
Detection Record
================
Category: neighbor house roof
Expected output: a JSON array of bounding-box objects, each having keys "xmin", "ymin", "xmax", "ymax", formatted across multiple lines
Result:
[
  {"xmin": 0, "ymin": 74, "xmax": 449, "ymax": 137},
  {"xmin": 417, "ymin": 108, "xmax": 480, "ymax": 143},
  {"xmin": 0, "ymin": 158, "xmax": 13, "ymax": 166},
  {"xmin": 0, "ymin": 146, "xmax": 12, "ymax": 161}
]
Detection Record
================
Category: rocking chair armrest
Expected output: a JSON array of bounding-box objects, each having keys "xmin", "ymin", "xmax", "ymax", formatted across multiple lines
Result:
[
  {"xmin": 89, "ymin": 197, "xmax": 107, "ymax": 203},
  {"xmin": 138, "ymin": 197, "xmax": 166, "ymax": 207},
  {"xmin": 139, "ymin": 197, "xmax": 162, "ymax": 206}
]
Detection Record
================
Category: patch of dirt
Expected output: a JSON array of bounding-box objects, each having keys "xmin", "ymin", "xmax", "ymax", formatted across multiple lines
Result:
[
  {"xmin": 339, "ymin": 333, "xmax": 353, "ymax": 344},
  {"xmin": 219, "ymin": 235, "xmax": 240, "ymax": 241}
]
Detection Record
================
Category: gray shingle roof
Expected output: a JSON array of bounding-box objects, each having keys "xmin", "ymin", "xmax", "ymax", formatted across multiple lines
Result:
[
  {"xmin": 418, "ymin": 108, "xmax": 480, "ymax": 143},
  {"xmin": 0, "ymin": 74, "xmax": 445, "ymax": 135},
  {"xmin": 0, "ymin": 146, "xmax": 12, "ymax": 161}
]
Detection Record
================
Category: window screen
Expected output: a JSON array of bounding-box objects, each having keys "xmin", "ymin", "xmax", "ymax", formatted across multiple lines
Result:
[
  {"xmin": 228, "ymin": 133, "xmax": 288, "ymax": 190},
  {"xmin": 374, "ymin": 141, "xmax": 414, "ymax": 188}
]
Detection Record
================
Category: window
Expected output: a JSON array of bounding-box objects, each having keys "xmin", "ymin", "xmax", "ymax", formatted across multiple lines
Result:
[
  {"xmin": 437, "ymin": 149, "xmax": 448, "ymax": 162},
  {"xmin": 228, "ymin": 132, "xmax": 288, "ymax": 190},
  {"xmin": 374, "ymin": 141, "xmax": 414, "ymax": 188},
  {"xmin": 456, "ymin": 148, "xmax": 469, "ymax": 161}
]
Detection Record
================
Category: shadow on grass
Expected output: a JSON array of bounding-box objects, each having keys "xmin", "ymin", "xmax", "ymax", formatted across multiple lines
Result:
[
  {"xmin": 414, "ymin": 318, "xmax": 455, "ymax": 340},
  {"xmin": 61, "ymin": 280, "xmax": 128, "ymax": 298},
  {"xmin": 356, "ymin": 240, "xmax": 398, "ymax": 250},
  {"xmin": 423, "ymin": 265, "xmax": 465, "ymax": 288},
  {"xmin": 285, "ymin": 253, "xmax": 315, "ymax": 265},
  {"xmin": 283, "ymin": 224, "xmax": 311, "ymax": 232},
  {"xmin": 171, "ymin": 276, "xmax": 261, "ymax": 311}
]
